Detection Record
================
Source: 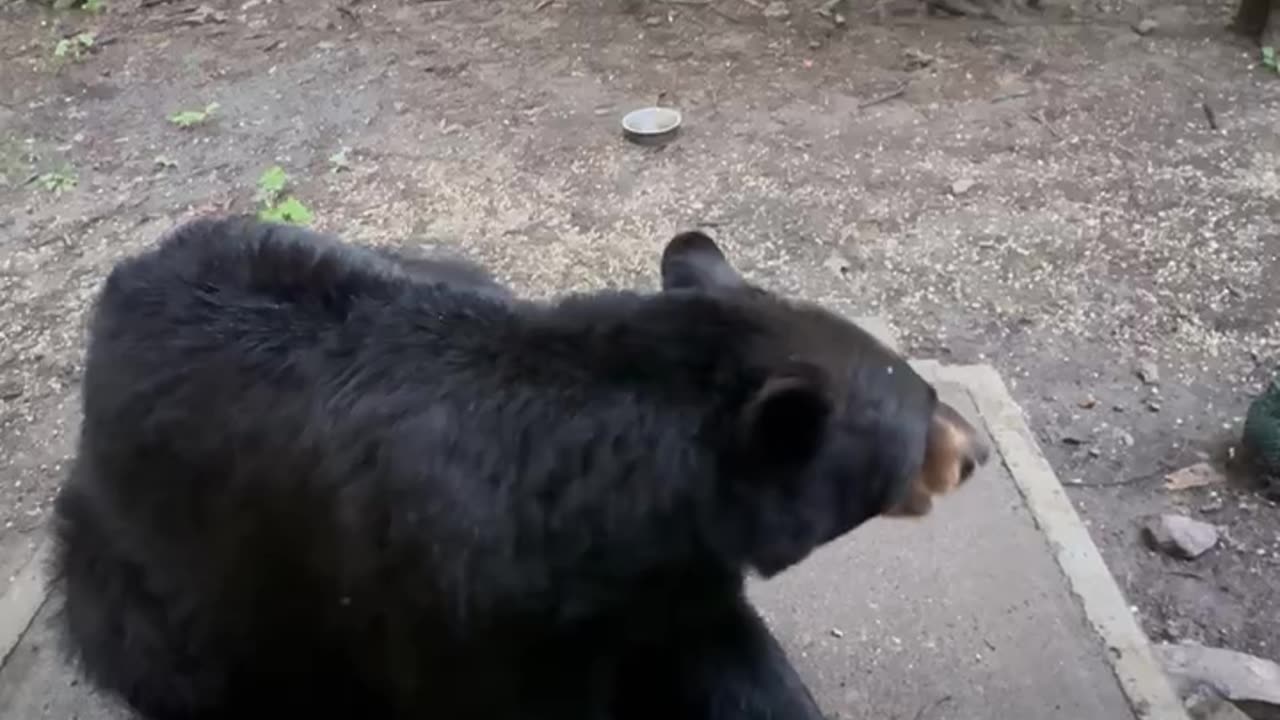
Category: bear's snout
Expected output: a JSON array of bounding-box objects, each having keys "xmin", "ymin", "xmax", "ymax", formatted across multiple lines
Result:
[{"xmin": 883, "ymin": 400, "xmax": 989, "ymax": 518}]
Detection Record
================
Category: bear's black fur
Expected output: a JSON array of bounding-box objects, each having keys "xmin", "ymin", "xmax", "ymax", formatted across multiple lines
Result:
[{"xmin": 52, "ymin": 217, "xmax": 945, "ymax": 720}]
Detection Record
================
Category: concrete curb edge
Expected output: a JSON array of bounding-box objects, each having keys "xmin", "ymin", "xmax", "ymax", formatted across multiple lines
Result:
[
  {"xmin": 922, "ymin": 362, "xmax": 1189, "ymax": 720},
  {"xmin": 0, "ymin": 537, "xmax": 51, "ymax": 668}
]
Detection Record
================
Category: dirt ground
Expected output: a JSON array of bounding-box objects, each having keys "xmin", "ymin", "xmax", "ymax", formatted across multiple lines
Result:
[{"xmin": 1, "ymin": 0, "xmax": 1277, "ymax": 676}]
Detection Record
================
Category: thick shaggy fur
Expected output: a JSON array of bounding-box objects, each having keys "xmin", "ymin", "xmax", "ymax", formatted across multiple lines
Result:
[{"xmin": 52, "ymin": 217, "xmax": 979, "ymax": 720}]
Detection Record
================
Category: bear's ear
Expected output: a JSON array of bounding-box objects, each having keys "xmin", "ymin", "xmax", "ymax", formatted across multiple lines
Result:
[
  {"xmin": 741, "ymin": 362, "xmax": 833, "ymax": 467},
  {"xmin": 660, "ymin": 230, "xmax": 747, "ymax": 292}
]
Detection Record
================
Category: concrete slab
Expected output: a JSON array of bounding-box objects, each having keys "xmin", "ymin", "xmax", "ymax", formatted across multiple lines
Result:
[
  {"xmin": 0, "ymin": 536, "xmax": 47, "ymax": 669},
  {"xmin": 0, "ymin": 596, "xmax": 131, "ymax": 720},
  {"xmin": 748, "ymin": 376, "xmax": 1182, "ymax": 719},
  {"xmin": 0, "ymin": 359, "xmax": 1185, "ymax": 720}
]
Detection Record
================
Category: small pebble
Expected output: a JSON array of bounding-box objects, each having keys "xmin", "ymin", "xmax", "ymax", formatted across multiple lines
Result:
[
  {"xmin": 1132, "ymin": 18, "xmax": 1158, "ymax": 35},
  {"xmin": 763, "ymin": 1, "xmax": 790, "ymax": 19}
]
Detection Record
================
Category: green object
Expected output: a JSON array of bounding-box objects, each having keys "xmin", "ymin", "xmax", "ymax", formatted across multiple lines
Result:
[
  {"xmin": 168, "ymin": 103, "xmax": 219, "ymax": 129},
  {"xmin": 1242, "ymin": 377, "xmax": 1280, "ymax": 477},
  {"xmin": 258, "ymin": 196, "xmax": 314, "ymax": 226}
]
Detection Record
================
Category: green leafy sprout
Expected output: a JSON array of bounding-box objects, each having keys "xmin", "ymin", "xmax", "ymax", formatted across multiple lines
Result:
[
  {"xmin": 1263, "ymin": 46, "xmax": 1278, "ymax": 74},
  {"xmin": 168, "ymin": 103, "xmax": 220, "ymax": 129},
  {"xmin": 37, "ymin": 170, "xmax": 77, "ymax": 194},
  {"xmin": 256, "ymin": 166, "xmax": 314, "ymax": 226},
  {"xmin": 50, "ymin": 0, "xmax": 104, "ymax": 9},
  {"xmin": 54, "ymin": 31, "xmax": 96, "ymax": 60},
  {"xmin": 328, "ymin": 147, "xmax": 352, "ymax": 173}
]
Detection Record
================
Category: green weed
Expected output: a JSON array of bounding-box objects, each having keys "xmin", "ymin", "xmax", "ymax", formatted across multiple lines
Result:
[
  {"xmin": 168, "ymin": 103, "xmax": 220, "ymax": 129},
  {"xmin": 37, "ymin": 170, "xmax": 77, "ymax": 194},
  {"xmin": 255, "ymin": 166, "xmax": 314, "ymax": 226},
  {"xmin": 49, "ymin": 0, "xmax": 104, "ymax": 9},
  {"xmin": 1263, "ymin": 46, "xmax": 1278, "ymax": 74},
  {"xmin": 53, "ymin": 31, "xmax": 96, "ymax": 60},
  {"xmin": 259, "ymin": 197, "xmax": 315, "ymax": 226},
  {"xmin": 328, "ymin": 147, "xmax": 353, "ymax": 173}
]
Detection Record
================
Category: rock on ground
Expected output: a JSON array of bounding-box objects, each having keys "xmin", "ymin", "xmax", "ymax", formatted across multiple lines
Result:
[
  {"xmin": 1157, "ymin": 642, "xmax": 1280, "ymax": 720},
  {"xmin": 1184, "ymin": 685, "xmax": 1255, "ymax": 720},
  {"xmin": 1144, "ymin": 514, "xmax": 1220, "ymax": 559},
  {"xmin": 763, "ymin": 1, "xmax": 790, "ymax": 19}
]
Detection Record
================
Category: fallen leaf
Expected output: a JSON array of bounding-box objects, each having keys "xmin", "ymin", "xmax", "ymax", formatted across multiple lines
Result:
[{"xmin": 1164, "ymin": 462, "xmax": 1226, "ymax": 491}]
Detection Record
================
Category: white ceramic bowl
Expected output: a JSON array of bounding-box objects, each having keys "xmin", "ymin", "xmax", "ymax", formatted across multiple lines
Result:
[{"xmin": 621, "ymin": 107, "xmax": 682, "ymax": 144}]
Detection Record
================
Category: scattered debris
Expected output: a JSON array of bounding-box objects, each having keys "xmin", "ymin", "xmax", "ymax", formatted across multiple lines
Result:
[
  {"xmin": 1131, "ymin": 18, "xmax": 1159, "ymax": 36},
  {"xmin": 823, "ymin": 253, "xmax": 851, "ymax": 278},
  {"xmin": 182, "ymin": 4, "xmax": 228, "ymax": 25},
  {"xmin": 1199, "ymin": 497, "xmax": 1225, "ymax": 514},
  {"xmin": 991, "ymin": 90, "xmax": 1033, "ymax": 103},
  {"xmin": 1028, "ymin": 109, "xmax": 1062, "ymax": 140},
  {"xmin": 763, "ymin": 1, "xmax": 790, "ymax": 19},
  {"xmin": 815, "ymin": 0, "xmax": 846, "ymax": 25},
  {"xmin": 1165, "ymin": 463, "xmax": 1227, "ymax": 491},
  {"xmin": 1156, "ymin": 642, "xmax": 1280, "ymax": 718},
  {"xmin": 830, "ymin": 627, "xmax": 845, "ymax": 638},
  {"xmin": 858, "ymin": 83, "xmax": 909, "ymax": 109},
  {"xmin": 644, "ymin": 14, "xmax": 665, "ymax": 26},
  {"xmin": 1144, "ymin": 514, "xmax": 1219, "ymax": 559},
  {"xmin": 153, "ymin": 155, "xmax": 178, "ymax": 170},
  {"xmin": 1137, "ymin": 360, "xmax": 1160, "ymax": 385},
  {"xmin": 1202, "ymin": 102, "xmax": 1219, "ymax": 131},
  {"xmin": 950, "ymin": 178, "xmax": 975, "ymax": 196},
  {"xmin": 903, "ymin": 48, "xmax": 935, "ymax": 70},
  {"xmin": 1079, "ymin": 395, "xmax": 1098, "ymax": 409},
  {"xmin": 0, "ymin": 382, "xmax": 23, "ymax": 401}
]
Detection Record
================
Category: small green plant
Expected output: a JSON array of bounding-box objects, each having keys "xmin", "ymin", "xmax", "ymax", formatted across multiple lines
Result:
[
  {"xmin": 37, "ymin": 170, "xmax": 77, "ymax": 194},
  {"xmin": 255, "ymin": 166, "xmax": 314, "ymax": 226},
  {"xmin": 168, "ymin": 103, "xmax": 219, "ymax": 129},
  {"xmin": 53, "ymin": 31, "xmax": 96, "ymax": 60},
  {"xmin": 256, "ymin": 165, "xmax": 289, "ymax": 202},
  {"xmin": 260, "ymin": 197, "xmax": 316, "ymax": 225},
  {"xmin": 328, "ymin": 147, "xmax": 352, "ymax": 173},
  {"xmin": 50, "ymin": 0, "xmax": 103, "ymax": 9},
  {"xmin": 1263, "ymin": 46, "xmax": 1279, "ymax": 74}
]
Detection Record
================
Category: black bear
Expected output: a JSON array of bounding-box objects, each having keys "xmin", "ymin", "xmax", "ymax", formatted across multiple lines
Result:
[{"xmin": 51, "ymin": 216, "xmax": 988, "ymax": 720}]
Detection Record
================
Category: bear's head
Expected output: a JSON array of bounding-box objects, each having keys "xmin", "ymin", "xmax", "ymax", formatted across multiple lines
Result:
[{"xmin": 661, "ymin": 230, "xmax": 989, "ymax": 576}]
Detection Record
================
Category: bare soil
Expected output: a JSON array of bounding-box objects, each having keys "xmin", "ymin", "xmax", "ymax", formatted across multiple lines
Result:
[{"xmin": 1, "ymin": 0, "xmax": 1277, "ymax": 671}]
